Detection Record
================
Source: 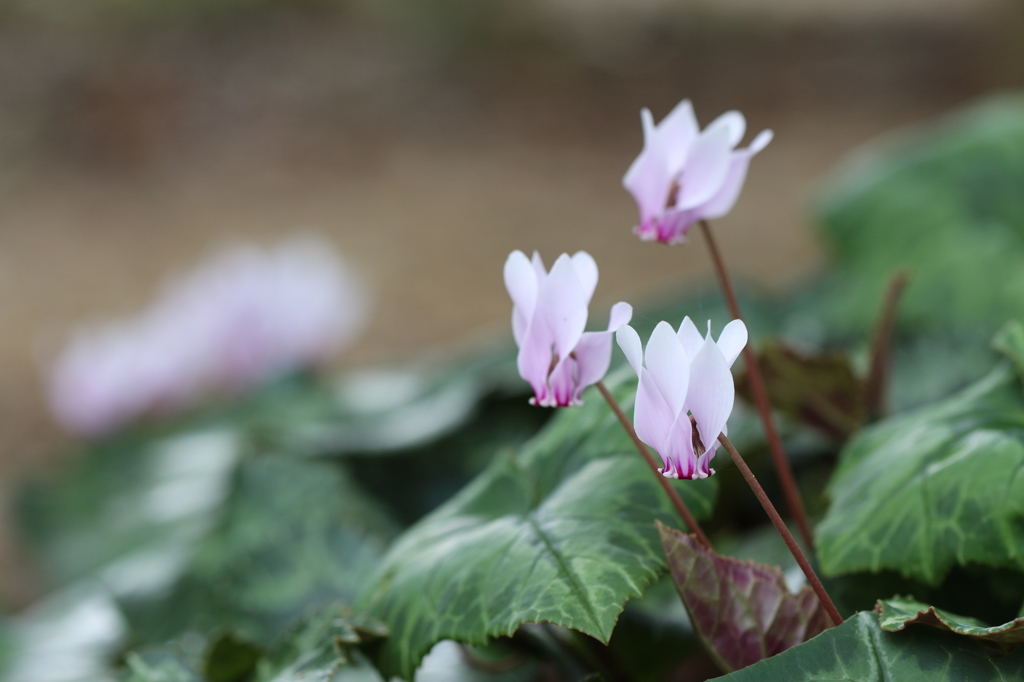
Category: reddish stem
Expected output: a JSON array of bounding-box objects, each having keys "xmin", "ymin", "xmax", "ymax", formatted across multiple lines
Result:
[
  {"xmin": 697, "ymin": 220, "xmax": 815, "ymax": 550},
  {"xmin": 596, "ymin": 381, "xmax": 712, "ymax": 550},
  {"xmin": 865, "ymin": 272, "xmax": 909, "ymax": 421},
  {"xmin": 719, "ymin": 434, "xmax": 844, "ymax": 627}
]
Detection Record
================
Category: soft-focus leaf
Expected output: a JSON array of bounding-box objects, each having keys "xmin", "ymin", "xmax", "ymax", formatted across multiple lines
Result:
[
  {"xmin": 817, "ymin": 354, "xmax": 1024, "ymax": 584},
  {"xmin": 876, "ymin": 598, "xmax": 1024, "ymax": 650},
  {"xmin": 203, "ymin": 632, "xmax": 262, "ymax": 682},
  {"xmin": 814, "ymin": 94, "xmax": 1024, "ymax": 335},
  {"xmin": 359, "ymin": 370, "xmax": 718, "ymax": 680},
  {"xmin": 736, "ymin": 341, "xmax": 865, "ymax": 441},
  {"xmin": 255, "ymin": 605, "xmax": 387, "ymax": 682},
  {"xmin": 658, "ymin": 522, "xmax": 829, "ymax": 672},
  {"xmin": 130, "ymin": 456, "xmax": 399, "ymax": 644},
  {"xmin": 714, "ymin": 611, "xmax": 1024, "ymax": 681}
]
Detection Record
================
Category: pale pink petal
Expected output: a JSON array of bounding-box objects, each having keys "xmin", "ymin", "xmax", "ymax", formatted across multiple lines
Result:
[
  {"xmin": 548, "ymin": 355, "xmax": 577, "ymax": 407},
  {"xmin": 516, "ymin": 324, "xmax": 554, "ymax": 404},
  {"xmin": 623, "ymin": 140, "xmax": 672, "ymax": 227},
  {"xmin": 699, "ymin": 129, "xmax": 772, "ymax": 220},
  {"xmin": 504, "ymin": 250, "xmax": 538, "ymax": 346},
  {"xmin": 677, "ymin": 316, "xmax": 704, "ymax": 359},
  {"xmin": 655, "ymin": 99, "xmax": 699, "ymax": 173},
  {"xmin": 530, "ymin": 251, "xmax": 547, "ymax": 283},
  {"xmin": 644, "ymin": 321, "xmax": 690, "ymax": 416},
  {"xmin": 571, "ymin": 251, "xmax": 599, "ymax": 303},
  {"xmin": 661, "ymin": 413, "xmax": 697, "ymax": 479},
  {"xmin": 749, "ymin": 129, "xmax": 774, "ymax": 154},
  {"xmin": 640, "ymin": 107, "xmax": 657, "ymax": 145},
  {"xmin": 716, "ymin": 319, "xmax": 748, "ymax": 368},
  {"xmin": 572, "ymin": 301, "xmax": 633, "ymax": 397},
  {"xmin": 687, "ymin": 336, "xmax": 735, "ymax": 455},
  {"xmin": 634, "ymin": 368, "xmax": 675, "ymax": 463},
  {"xmin": 538, "ymin": 254, "xmax": 588, "ymax": 360},
  {"xmin": 676, "ymin": 120, "xmax": 734, "ymax": 210},
  {"xmin": 706, "ymin": 110, "xmax": 746, "ymax": 147},
  {"xmin": 616, "ymin": 324, "xmax": 644, "ymax": 376}
]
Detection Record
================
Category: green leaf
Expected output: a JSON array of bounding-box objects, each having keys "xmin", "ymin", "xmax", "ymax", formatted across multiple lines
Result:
[
  {"xmin": 714, "ymin": 611, "xmax": 1024, "ymax": 681},
  {"xmin": 203, "ymin": 632, "xmax": 262, "ymax": 682},
  {"xmin": 814, "ymin": 94, "xmax": 1024, "ymax": 335},
  {"xmin": 816, "ymin": 359, "xmax": 1024, "ymax": 584},
  {"xmin": 359, "ymin": 371, "xmax": 718, "ymax": 680},
  {"xmin": 255, "ymin": 605, "xmax": 387, "ymax": 682},
  {"xmin": 658, "ymin": 522, "xmax": 830, "ymax": 672},
  {"xmin": 131, "ymin": 455, "xmax": 399, "ymax": 644},
  {"xmin": 877, "ymin": 598, "xmax": 1024, "ymax": 650}
]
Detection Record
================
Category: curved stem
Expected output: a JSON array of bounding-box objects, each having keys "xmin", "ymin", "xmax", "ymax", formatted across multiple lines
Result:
[
  {"xmin": 719, "ymin": 434, "xmax": 843, "ymax": 627},
  {"xmin": 865, "ymin": 272, "xmax": 909, "ymax": 421},
  {"xmin": 697, "ymin": 219, "xmax": 815, "ymax": 550},
  {"xmin": 596, "ymin": 381, "xmax": 712, "ymax": 549}
]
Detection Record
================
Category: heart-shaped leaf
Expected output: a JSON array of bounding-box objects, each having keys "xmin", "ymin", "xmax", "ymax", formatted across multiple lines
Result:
[
  {"xmin": 358, "ymin": 372, "xmax": 718, "ymax": 680},
  {"xmin": 817, "ymin": 331, "xmax": 1024, "ymax": 584},
  {"xmin": 876, "ymin": 598, "xmax": 1024, "ymax": 650},
  {"xmin": 714, "ymin": 611, "xmax": 1024, "ymax": 681},
  {"xmin": 657, "ymin": 522, "xmax": 830, "ymax": 672}
]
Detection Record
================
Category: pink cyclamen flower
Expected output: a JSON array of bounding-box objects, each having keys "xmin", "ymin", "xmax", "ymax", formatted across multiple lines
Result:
[
  {"xmin": 616, "ymin": 317, "xmax": 747, "ymax": 479},
  {"xmin": 48, "ymin": 236, "xmax": 368, "ymax": 437},
  {"xmin": 504, "ymin": 250, "xmax": 632, "ymax": 407},
  {"xmin": 623, "ymin": 99, "xmax": 773, "ymax": 245}
]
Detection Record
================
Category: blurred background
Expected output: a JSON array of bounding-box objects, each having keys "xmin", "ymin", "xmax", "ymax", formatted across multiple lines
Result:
[{"xmin": 0, "ymin": 0, "xmax": 1021, "ymax": 614}]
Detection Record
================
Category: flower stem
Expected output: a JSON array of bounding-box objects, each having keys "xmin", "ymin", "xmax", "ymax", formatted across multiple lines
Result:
[
  {"xmin": 865, "ymin": 272, "xmax": 909, "ymax": 421},
  {"xmin": 697, "ymin": 219, "xmax": 814, "ymax": 550},
  {"xmin": 719, "ymin": 433, "xmax": 844, "ymax": 627},
  {"xmin": 596, "ymin": 381, "xmax": 712, "ymax": 550}
]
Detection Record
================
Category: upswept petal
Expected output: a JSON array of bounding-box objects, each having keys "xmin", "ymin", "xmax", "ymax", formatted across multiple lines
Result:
[
  {"xmin": 606, "ymin": 302, "xmax": 634, "ymax": 332},
  {"xmin": 634, "ymin": 368, "xmax": 676, "ymax": 465},
  {"xmin": 623, "ymin": 142, "xmax": 672, "ymax": 226},
  {"xmin": 716, "ymin": 319, "xmax": 748, "ymax": 368},
  {"xmin": 687, "ymin": 335, "xmax": 735, "ymax": 456},
  {"xmin": 616, "ymin": 324, "xmax": 644, "ymax": 376},
  {"xmin": 677, "ymin": 316, "xmax": 704, "ymax": 359},
  {"xmin": 547, "ymin": 356, "xmax": 577, "ymax": 407},
  {"xmin": 572, "ymin": 331, "xmax": 611, "ymax": 403},
  {"xmin": 655, "ymin": 99, "xmax": 699, "ymax": 173},
  {"xmin": 644, "ymin": 321, "xmax": 690, "ymax": 416},
  {"xmin": 706, "ymin": 109, "xmax": 746, "ymax": 147},
  {"xmin": 661, "ymin": 413, "xmax": 697, "ymax": 479},
  {"xmin": 530, "ymin": 251, "xmax": 547, "ymax": 283},
  {"xmin": 676, "ymin": 119, "xmax": 734, "ymax": 210},
  {"xmin": 571, "ymin": 251, "xmax": 599, "ymax": 303},
  {"xmin": 538, "ymin": 254, "xmax": 588, "ymax": 360},
  {"xmin": 504, "ymin": 250, "xmax": 538, "ymax": 345},
  {"xmin": 516, "ymin": 323, "xmax": 553, "ymax": 402},
  {"xmin": 698, "ymin": 129, "xmax": 771, "ymax": 220}
]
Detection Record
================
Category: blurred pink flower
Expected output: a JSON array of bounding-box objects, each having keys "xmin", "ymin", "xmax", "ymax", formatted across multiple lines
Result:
[
  {"xmin": 616, "ymin": 317, "xmax": 747, "ymax": 479},
  {"xmin": 504, "ymin": 250, "xmax": 632, "ymax": 407},
  {"xmin": 48, "ymin": 236, "xmax": 368, "ymax": 437},
  {"xmin": 623, "ymin": 99, "xmax": 773, "ymax": 245}
]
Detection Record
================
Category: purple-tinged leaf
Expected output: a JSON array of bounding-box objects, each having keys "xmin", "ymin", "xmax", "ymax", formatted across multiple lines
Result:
[{"xmin": 657, "ymin": 521, "xmax": 830, "ymax": 673}]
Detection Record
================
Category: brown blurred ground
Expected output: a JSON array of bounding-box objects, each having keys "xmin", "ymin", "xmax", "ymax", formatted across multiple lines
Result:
[{"xmin": 0, "ymin": 0, "xmax": 1020, "ymax": 602}]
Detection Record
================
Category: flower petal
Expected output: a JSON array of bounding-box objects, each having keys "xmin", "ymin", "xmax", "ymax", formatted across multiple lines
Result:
[
  {"xmin": 677, "ymin": 316, "xmax": 704, "ymax": 359},
  {"xmin": 748, "ymin": 128, "xmax": 774, "ymax": 154},
  {"xmin": 571, "ymin": 251, "xmax": 599, "ymax": 303},
  {"xmin": 606, "ymin": 302, "xmax": 633, "ymax": 331},
  {"xmin": 504, "ymin": 250, "xmax": 538, "ymax": 346},
  {"xmin": 530, "ymin": 251, "xmax": 547, "ymax": 282},
  {"xmin": 644, "ymin": 321, "xmax": 690, "ymax": 416},
  {"xmin": 623, "ymin": 141, "xmax": 672, "ymax": 228},
  {"xmin": 661, "ymin": 412, "xmax": 697, "ymax": 479},
  {"xmin": 634, "ymin": 367, "xmax": 675, "ymax": 460},
  {"xmin": 655, "ymin": 99, "xmax": 699, "ymax": 173},
  {"xmin": 706, "ymin": 109, "xmax": 746, "ymax": 147},
  {"xmin": 573, "ymin": 331, "xmax": 612, "ymax": 400},
  {"xmin": 616, "ymin": 324, "xmax": 644, "ymax": 376},
  {"xmin": 687, "ymin": 335, "xmax": 735, "ymax": 455},
  {"xmin": 716, "ymin": 319, "xmax": 748, "ymax": 368},
  {"xmin": 538, "ymin": 254, "xmax": 588, "ymax": 360},
  {"xmin": 516, "ymin": 323, "xmax": 553, "ymax": 403},
  {"xmin": 677, "ymin": 118, "xmax": 734, "ymax": 210}
]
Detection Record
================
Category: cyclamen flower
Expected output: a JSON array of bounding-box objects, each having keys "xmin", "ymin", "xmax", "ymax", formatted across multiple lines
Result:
[
  {"xmin": 616, "ymin": 317, "xmax": 747, "ymax": 479},
  {"xmin": 48, "ymin": 236, "xmax": 368, "ymax": 437},
  {"xmin": 623, "ymin": 99, "xmax": 773, "ymax": 245},
  {"xmin": 504, "ymin": 250, "xmax": 632, "ymax": 407}
]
